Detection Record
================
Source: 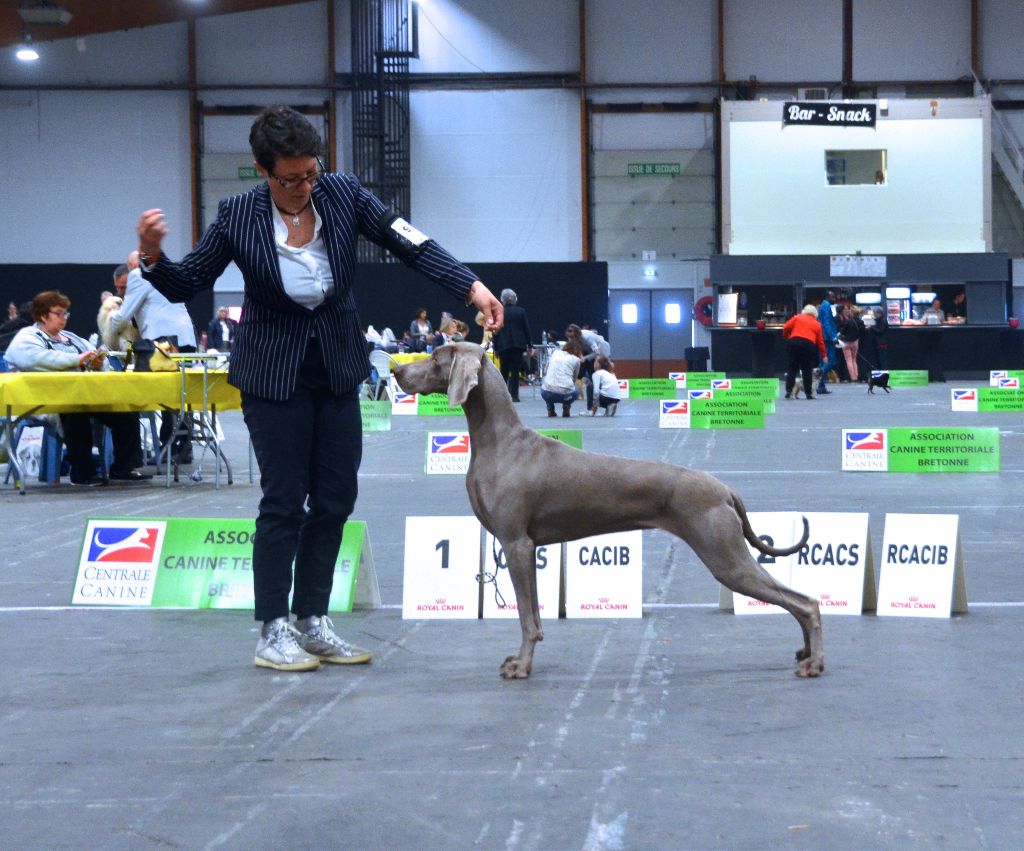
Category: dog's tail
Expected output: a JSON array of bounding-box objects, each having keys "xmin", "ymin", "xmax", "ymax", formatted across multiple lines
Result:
[{"xmin": 734, "ymin": 493, "xmax": 809, "ymax": 557}]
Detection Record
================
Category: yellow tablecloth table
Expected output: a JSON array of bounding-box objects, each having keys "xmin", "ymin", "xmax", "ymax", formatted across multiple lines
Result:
[
  {"xmin": 0, "ymin": 369, "xmax": 241, "ymax": 417},
  {"xmin": 1, "ymin": 370, "xmax": 241, "ymax": 492}
]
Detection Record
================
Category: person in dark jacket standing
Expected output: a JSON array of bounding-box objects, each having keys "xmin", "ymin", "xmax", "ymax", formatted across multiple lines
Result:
[
  {"xmin": 867, "ymin": 307, "xmax": 889, "ymax": 369},
  {"xmin": 137, "ymin": 106, "xmax": 503, "ymax": 672},
  {"xmin": 207, "ymin": 306, "xmax": 238, "ymax": 351},
  {"xmin": 492, "ymin": 288, "xmax": 532, "ymax": 402}
]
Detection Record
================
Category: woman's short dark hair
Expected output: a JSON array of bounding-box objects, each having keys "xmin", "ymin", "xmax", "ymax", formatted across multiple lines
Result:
[
  {"xmin": 31, "ymin": 290, "xmax": 70, "ymax": 322},
  {"xmin": 249, "ymin": 106, "xmax": 322, "ymax": 173}
]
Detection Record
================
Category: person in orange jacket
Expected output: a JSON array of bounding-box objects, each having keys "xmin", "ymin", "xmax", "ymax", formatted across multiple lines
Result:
[{"xmin": 783, "ymin": 304, "xmax": 826, "ymax": 400}]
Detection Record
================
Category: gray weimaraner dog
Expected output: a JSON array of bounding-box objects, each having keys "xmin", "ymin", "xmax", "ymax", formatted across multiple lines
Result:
[{"xmin": 394, "ymin": 343, "xmax": 824, "ymax": 679}]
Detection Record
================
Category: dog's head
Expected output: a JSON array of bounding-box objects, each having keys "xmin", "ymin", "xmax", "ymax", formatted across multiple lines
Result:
[{"xmin": 394, "ymin": 342, "xmax": 486, "ymax": 407}]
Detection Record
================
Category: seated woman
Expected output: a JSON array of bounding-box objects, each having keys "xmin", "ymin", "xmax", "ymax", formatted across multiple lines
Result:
[
  {"xmin": 409, "ymin": 308, "xmax": 435, "ymax": 352},
  {"xmin": 4, "ymin": 290, "xmax": 151, "ymax": 486},
  {"xmin": 540, "ymin": 339, "xmax": 583, "ymax": 418}
]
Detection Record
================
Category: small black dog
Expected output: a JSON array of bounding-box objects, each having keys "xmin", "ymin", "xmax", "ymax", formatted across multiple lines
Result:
[{"xmin": 868, "ymin": 370, "xmax": 891, "ymax": 394}]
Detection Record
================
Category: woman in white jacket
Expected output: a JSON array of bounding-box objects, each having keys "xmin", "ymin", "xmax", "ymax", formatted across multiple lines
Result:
[
  {"xmin": 5, "ymin": 290, "xmax": 150, "ymax": 486},
  {"xmin": 540, "ymin": 339, "xmax": 582, "ymax": 417}
]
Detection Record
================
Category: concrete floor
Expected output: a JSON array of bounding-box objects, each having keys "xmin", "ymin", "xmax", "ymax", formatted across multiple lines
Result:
[{"xmin": 2, "ymin": 377, "xmax": 1023, "ymax": 849}]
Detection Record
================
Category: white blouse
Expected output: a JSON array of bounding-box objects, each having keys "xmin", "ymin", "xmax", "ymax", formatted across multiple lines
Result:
[{"xmin": 271, "ymin": 202, "xmax": 336, "ymax": 309}]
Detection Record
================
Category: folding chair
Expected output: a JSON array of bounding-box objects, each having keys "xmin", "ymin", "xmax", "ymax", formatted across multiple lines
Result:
[{"xmin": 367, "ymin": 349, "xmax": 399, "ymax": 402}]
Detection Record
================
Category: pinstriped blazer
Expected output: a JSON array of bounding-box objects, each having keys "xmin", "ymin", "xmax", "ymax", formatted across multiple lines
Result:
[{"xmin": 142, "ymin": 174, "xmax": 479, "ymax": 401}]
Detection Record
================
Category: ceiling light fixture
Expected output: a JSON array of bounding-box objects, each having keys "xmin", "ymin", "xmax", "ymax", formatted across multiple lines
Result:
[
  {"xmin": 17, "ymin": 3, "xmax": 73, "ymax": 26},
  {"xmin": 15, "ymin": 33, "xmax": 39, "ymax": 62}
]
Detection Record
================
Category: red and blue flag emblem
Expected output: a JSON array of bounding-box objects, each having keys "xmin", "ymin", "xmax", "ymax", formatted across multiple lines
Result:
[
  {"xmin": 87, "ymin": 527, "xmax": 160, "ymax": 563},
  {"xmin": 844, "ymin": 431, "xmax": 885, "ymax": 451},
  {"xmin": 660, "ymin": 401, "xmax": 689, "ymax": 415},
  {"xmin": 430, "ymin": 435, "xmax": 470, "ymax": 454}
]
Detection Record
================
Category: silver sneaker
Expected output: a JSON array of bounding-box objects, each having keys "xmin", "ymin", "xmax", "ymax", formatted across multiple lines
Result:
[
  {"xmin": 295, "ymin": 615, "xmax": 373, "ymax": 665},
  {"xmin": 254, "ymin": 618, "xmax": 321, "ymax": 671}
]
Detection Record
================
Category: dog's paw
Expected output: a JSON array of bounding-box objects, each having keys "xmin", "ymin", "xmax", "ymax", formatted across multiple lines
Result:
[
  {"xmin": 500, "ymin": 655, "xmax": 531, "ymax": 679},
  {"xmin": 795, "ymin": 654, "xmax": 825, "ymax": 678}
]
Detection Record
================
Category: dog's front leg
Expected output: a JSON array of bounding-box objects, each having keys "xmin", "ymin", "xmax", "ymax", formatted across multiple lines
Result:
[{"xmin": 500, "ymin": 537, "xmax": 543, "ymax": 679}]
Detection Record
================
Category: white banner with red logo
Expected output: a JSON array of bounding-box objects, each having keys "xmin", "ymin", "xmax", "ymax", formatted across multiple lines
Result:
[
  {"xmin": 401, "ymin": 516, "xmax": 481, "ymax": 619},
  {"xmin": 564, "ymin": 531, "xmax": 643, "ymax": 618},
  {"xmin": 481, "ymin": 534, "xmax": 561, "ymax": 619},
  {"xmin": 721, "ymin": 512, "xmax": 875, "ymax": 616},
  {"xmin": 877, "ymin": 513, "xmax": 967, "ymax": 618}
]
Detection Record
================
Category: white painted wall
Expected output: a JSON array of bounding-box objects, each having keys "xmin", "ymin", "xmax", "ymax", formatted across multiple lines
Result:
[
  {"xmin": 0, "ymin": 0, "xmax": 1022, "ymax": 268},
  {"xmin": 853, "ymin": 0, "xmax": 972, "ymax": 81},
  {"xmin": 409, "ymin": 89, "xmax": 581, "ymax": 261},
  {"xmin": 586, "ymin": 0, "xmax": 716, "ymax": 83},
  {"xmin": 0, "ymin": 91, "xmax": 192, "ymax": 263},
  {"xmin": 725, "ymin": 0, "xmax": 843, "ymax": 82},
  {"xmin": 724, "ymin": 99, "xmax": 989, "ymax": 255},
  {"xmin": 410, "ymin": 0, "xmax": 577, "ymax": 73}
]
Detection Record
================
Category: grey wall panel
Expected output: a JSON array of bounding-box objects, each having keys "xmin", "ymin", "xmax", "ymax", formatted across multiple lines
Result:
[
  {"xmin": 196, "ymin": 2, "xmax": 329, "ymax": 86},
  {"xmin": 726, "ymin": 0, "xmax": 843, "ymax": 82},
  {"xmin": 853, "ymin": 0, "xmax": 971, "ymax": 81},
  {"xmin": 0, "ymin": 91, "xmax": 192, "ymax": 263},
  {"xmin": 410, "ymin": 0, "xmax": 578, "ymax": 73},
  {"xmin": 586, "ymin": 0, "xmax": 716, "ymax": 83},
  {"xmin": 981, "ymin": 0, "xmax": 1024, "ymax": 80},
  {"xmin": 0, "ymin": 22, "xmax": 187, "ymax": 86}
]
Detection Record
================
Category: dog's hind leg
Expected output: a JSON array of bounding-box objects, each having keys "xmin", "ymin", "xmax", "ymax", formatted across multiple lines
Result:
[
  {"xmin": 675, "ymin": 507, "xmax": 824, "ymax": 677},
  {"xmin": 499, "ymin": 537, "xmax": 544, "ymax": 679}
]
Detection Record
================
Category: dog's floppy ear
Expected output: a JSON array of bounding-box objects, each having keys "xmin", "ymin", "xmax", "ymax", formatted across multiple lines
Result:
[{"xmin": 447, "ymin": 347, "xmax": 483, "ymax": 407}]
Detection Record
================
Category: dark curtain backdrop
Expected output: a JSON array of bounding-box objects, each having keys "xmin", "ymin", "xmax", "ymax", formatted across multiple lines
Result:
[
  {"xmin": 1, "ymin": 264, "xmax": 212, "ymax": 343},
  {"xmin": 352, "ymin": 261, "xmax": 609, "ymax": 344},
  {"xmin": 2, "ymin": 261, "xmax": 606, "ymax": 348}
]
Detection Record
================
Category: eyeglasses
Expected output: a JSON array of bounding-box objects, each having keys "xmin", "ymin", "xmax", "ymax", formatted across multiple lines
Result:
[
  {"xmin": 269, "ymin": 158, "xmax": 324, "ymax": 190},
  {"xmin": 49, "ymin": 310, "xmax": 70, "ymax": 319}
]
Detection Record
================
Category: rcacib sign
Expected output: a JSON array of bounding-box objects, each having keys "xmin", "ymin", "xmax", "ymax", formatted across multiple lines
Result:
[{"xmin": 783, "ymin": 101, "xmax": 877, "ymax": 128}]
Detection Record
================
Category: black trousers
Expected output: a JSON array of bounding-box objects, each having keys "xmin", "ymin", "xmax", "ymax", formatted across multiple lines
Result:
[
  {"xmin": 242, "ymin": 339, "xmax": 363, "ymax": 623},
  {"xmin": 786, "ymin": 338, "xmax": 820, "ymax": 396},
  {"xmin": 60, "ymin": 412, "xmax": 141, "ymax": 482},
  {"xmin": 498, "ymin": 347, "xmax": 525, "ymax": 401}
]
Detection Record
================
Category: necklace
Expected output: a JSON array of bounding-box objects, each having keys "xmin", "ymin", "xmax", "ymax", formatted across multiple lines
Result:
[{"xmin": 276, "ymin": 201, "xmax": 309, "ymax": 227}]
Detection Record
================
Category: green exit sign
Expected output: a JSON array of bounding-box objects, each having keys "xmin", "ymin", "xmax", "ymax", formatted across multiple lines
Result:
[
  {"xmin": 627, "ymin": 162, "xmax": 681, "ymax": 176},
  {"xmin": 237, "ymin": 166, "xmax": 260, "ymax": 179}
]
